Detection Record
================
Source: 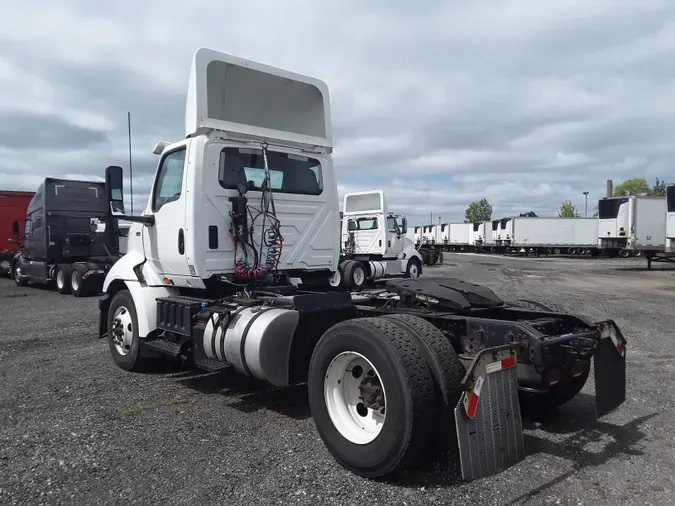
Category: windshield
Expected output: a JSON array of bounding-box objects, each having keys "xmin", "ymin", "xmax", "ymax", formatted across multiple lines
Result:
[{"xmin": 218, "ymin": 147, "xmax": 323, "ymax": 195}]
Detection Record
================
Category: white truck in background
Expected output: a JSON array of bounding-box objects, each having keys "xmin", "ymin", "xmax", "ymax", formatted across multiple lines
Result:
[
  {"xmin": 598, "ymin": 195, "xmax": 666, "ymax": 266},
  {"xmin": 96, "ymin": 47, "xmax": 628, "ymax": 482},
  {"xmin": 337, "ymin": 189, "xmax": 423, "ymax": 289}
]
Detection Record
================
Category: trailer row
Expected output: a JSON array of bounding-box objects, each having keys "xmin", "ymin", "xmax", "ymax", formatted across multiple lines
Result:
[{"xmin": 413, "ymin": 189, "xmax": 675, "ymax": 268}]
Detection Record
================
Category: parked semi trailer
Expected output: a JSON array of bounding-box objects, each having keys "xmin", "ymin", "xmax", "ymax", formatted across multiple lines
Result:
[
  {"xmin": 0, "ymin": 190, "xmax": 34, "ymax": 276},
  {"xmin": 666, "ymin": 185, "xmax": 675, "ymax": 254},
  {"xmin": 10, "ymin": 177, "xmax": 123, "ymax": 296},
  {"xmin": 598, "ymin": 195, "xmax": 666, "ymax": 266},
  {"xmin": 509, "ymin": 217, "xmax": 599, "ymax": 256},
  {"xmin": 97, "ymin": 47, "xmax": 628, "ymax": 481},
  {"xmin": 334, "ymin": 189, "xmax": 423, "ymax": 290}
]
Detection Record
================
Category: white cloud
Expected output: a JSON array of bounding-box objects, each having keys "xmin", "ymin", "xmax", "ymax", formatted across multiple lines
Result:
[{"xmin": 1, "ymin": 0, "xmax": 674, "ymax": 226}]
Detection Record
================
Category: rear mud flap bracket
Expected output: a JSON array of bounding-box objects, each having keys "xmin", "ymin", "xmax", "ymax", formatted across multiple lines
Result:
[{"xmin": 454, "ymin": 345, "xmax": 525, "ymax": 481}]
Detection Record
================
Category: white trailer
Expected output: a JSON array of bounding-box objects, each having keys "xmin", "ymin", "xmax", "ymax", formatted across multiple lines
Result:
[
  {"xmin": 666, "ymin": 185, "xmax": 675, "ymax": 253},
  {"xmin": 436, "ymin": 223, "xmax": 449, "ymax": 244},
  {"xmin": 448, "ymin": 223, "xmax": 472, "ymax": 248},
  {"xmin": 598, "ymin": 195, "xmax": 666, "ymax": 261},
  {"xmin": 339, "ymin": 189, "xmax": 423, "ymax": 287},
  {"xmin": 413, "ymin": 226, "xmax": 423, "ymax": 245},
  {"xmin": 510, "ymin": 217, "xmax": 599, "ymax": 255},
  {"xmin": 495, "ymin": 218, "xmax": 513, "ymax": 247},
  {"xmin": 96, "ymin": 48, "xmax": 628, "ymax": 482}
]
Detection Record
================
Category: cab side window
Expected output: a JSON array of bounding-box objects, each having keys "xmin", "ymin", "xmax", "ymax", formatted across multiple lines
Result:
[
  {"xmin": 387, "ymin": 217, "xmax": 398, "ymax": 233},
  {"xmin": 153, "ymin": 149, "xmax": 186, "ymax": 212}
]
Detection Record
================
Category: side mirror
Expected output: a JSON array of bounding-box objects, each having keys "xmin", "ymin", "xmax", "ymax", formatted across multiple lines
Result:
[
  {"xmin": 104, "ymin": 165, "xmax": 154, "ymax": 226},
  {"xmin": 401, "ymin": 217, "xmax": 408, "ymax": 234},
  {"xmin": 11, "ymin": 220, "xmax": 20, "ymax": 239},
  {"xmin": 105, "ymin": 165, "xmax": 125, "ymax": 217},
  {"xmin": 347, "ymin": 219, "xmax": 357, "ymax": 231}
]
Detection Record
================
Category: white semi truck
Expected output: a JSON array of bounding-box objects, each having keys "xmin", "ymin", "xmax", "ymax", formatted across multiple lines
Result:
[
  {"xmin": 336, "ymin": 189, "xmax": 423, "ymax": 290},
  {"xmin": 97, "ymin": 47, "xmax": 628, "ymax": 481}
]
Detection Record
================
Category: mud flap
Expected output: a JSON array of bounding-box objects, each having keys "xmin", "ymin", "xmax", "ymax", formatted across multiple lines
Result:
[
  {"xmin": 594, "ymin": 320, "xmax": 627, "ymax": 418},
  {"xmin": 454, "ymin": 346, "xmax": 525, "ymax": 481}
]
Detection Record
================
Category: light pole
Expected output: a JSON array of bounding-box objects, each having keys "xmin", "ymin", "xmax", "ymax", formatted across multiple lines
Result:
[{"xmin": 583, "ymin": 191, "xmax": 589, "ymax": 217}]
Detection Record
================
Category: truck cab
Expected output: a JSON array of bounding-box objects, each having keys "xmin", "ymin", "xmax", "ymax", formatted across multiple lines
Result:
[{"xmin": 11, "ymin": 178, "xmax": 121, "ymax": 296}]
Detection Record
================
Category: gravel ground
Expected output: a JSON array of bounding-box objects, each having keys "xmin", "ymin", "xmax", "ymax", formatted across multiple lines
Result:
[{"xmin": 1, "ymin": 254, "xmax": 674, "ymax": 505}]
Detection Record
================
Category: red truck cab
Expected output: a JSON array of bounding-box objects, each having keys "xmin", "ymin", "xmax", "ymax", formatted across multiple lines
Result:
[{"xmin": 0, "ymin": 190, "xmax": 35, "ymax": 275}]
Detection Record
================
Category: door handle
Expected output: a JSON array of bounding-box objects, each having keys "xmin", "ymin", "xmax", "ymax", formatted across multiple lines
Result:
[{"xmin": 178, "ymin": 229, "xmax": 184, "ymax": 255}]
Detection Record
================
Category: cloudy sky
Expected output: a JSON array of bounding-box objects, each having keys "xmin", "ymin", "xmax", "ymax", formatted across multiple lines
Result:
[{"xmin": 2, "ymin": 0, "xmax": 674, "ymax": 225}]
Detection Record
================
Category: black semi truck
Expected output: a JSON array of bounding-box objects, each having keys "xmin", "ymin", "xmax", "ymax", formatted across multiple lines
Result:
[{"xmin": 10, "ymin": 177, "xmax": 123, "ymax": 297}]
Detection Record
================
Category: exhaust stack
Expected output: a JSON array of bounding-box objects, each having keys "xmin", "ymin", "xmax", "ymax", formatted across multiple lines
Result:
[{"xmin": 606, "ymin": 180, "xmax": 613, "ymax": 198}]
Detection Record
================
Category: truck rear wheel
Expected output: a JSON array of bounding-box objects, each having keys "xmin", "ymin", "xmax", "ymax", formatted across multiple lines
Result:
[
  {"xmin": 308, "ymin": 317, "xmax": 436, "ymax": 478},
  {"xmin": 55, "ymin": 264, "xmax": 73, "ymax": 294},
  {"xmin": 381, "ymin": 314, "xmax": 464, "ymax": 450},
  {"xmin": 70, "ymin": 265, "xmax": 89, "ymax": 297},
  {"xmin": 107, "ymin": 289, "xmax": 148, "ymax": 372}
]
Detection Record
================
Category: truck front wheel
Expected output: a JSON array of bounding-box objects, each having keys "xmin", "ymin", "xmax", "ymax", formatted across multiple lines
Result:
[
  {"xmin": 308, "ymin": 318, "xmax": 436, "ymax": 478},
  {"xmin": 107, "ymin": 289, "xmax": 147, "ymax": 372}
]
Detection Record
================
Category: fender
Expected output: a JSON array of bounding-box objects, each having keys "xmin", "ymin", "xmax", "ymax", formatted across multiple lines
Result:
[
  {"xmin": 400, "ymin": 245, "xmax": 423, "ymax": 263},
  {"xmin": 100, "ymin": 250, "xmax": 180, "ymax": 339},
  {"xmin": 102, "ymin": 250, "xmax": 146, "ymax": 291}
]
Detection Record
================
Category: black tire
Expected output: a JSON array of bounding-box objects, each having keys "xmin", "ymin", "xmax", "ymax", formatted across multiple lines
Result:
[
  {"xmin": 437, "ymin": 251, "xmax": 444, "ymax": 264},
  {"xmin": 429, "ymin": 249, "xmax": 438, "ymax": 265},
  {"xmin": 70, "ymin": 265, "xmax": 89, "ymax": 297},
  {"xmin": 12, "ymin": 262, "xmax": 28, "ymax": 287},
  {"xmin": 107, "ymin": 289, "xmax": 147, "ymax": 371},
  {"xmin": 55, "ymin": 264, "xmax": 73, "ymax": 294},
  {"xmin": 308, "ymin": 317, "xmax": 437, "ymax": 478},
  {"xmin": 344, "ymin": 260, "xmax": 366, "ymax": 291},
  {"xmin": 404, "ymin": 257, "xmax": 422, "ymax": 278},
  {"xmin": 420, "ymin": 249, "xmax": 430, "ymax": 265},
  {"xmin": 381, "ymin": 314, "xmax": 465, "ymax": 450}
]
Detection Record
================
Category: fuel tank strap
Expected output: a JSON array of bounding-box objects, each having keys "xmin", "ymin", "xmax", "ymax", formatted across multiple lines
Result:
[{"xmin": 239, "ymin": 307, "xmax": 275, "ymax": 376}]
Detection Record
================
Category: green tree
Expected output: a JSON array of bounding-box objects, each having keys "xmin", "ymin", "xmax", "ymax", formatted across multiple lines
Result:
[
  {"xmin": 652, "ymin": 177, "xmax": 666, "ymax": 196},
  {"xmin": 465, "ymin": 198, "xmax": 493, "ymax": 222},
  {"xmin": 613, "ymin": 178, "xmax": 651, "ymax": 197},
  {"xmin": 519, "ymin": 211, "xmax": 538, "ymax": 217},
  {"xmin": 557, "ymin": 200, "xmax": 581, "ymax": 218}
]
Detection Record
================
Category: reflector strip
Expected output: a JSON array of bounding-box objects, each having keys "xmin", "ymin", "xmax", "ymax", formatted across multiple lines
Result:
[
  {"xmin": 485, "ymin": 355, "xmax": 516, "ymax": 374},
  {"xmin": 464, "ymin": 375, "xmax": 484, "ymax": 419},
  {"xmin": 600, "ymin": 325, "xmax": 626, "ymax": 357}
]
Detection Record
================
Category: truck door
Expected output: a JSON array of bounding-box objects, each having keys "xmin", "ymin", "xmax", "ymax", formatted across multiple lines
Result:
[
  {"xmin": 385, "ymin": 216, "xmax": 402, "ymax": 257},
  {"xmin": 142, "ymin": 145, "xmax": 191, "ymax": 278}
]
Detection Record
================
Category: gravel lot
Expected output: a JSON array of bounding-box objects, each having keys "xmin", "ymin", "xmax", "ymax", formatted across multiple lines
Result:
[{"xmin": 1, "ymin": 253, "xmax": 674, "ymax": 505}]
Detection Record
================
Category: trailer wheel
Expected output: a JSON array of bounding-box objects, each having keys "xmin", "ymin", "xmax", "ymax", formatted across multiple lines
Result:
[
  {"xmin": 308, "ymin": 318, "xmax": 436, "ymax": 478},
  {"xmin": 55, "ymin": 264, "xmax": 73, "ymax": 294},
  {"xmin": 107, "ymin": 289, "xmax": 148, "ymax": 372},
  {"xmin": 380, "ymin": 314, "xmax": 464, "ymax": 450},
  {"xmin": 404, "ymin": 257, "xmax": 422, "ymax": 278},
  {"xmin": 343, "ymin": 260, "xmax": 366, "ymax": 291},
  {"xmin": 70, "ymin": 265, "xmax": 89, "ymax": 297}
]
